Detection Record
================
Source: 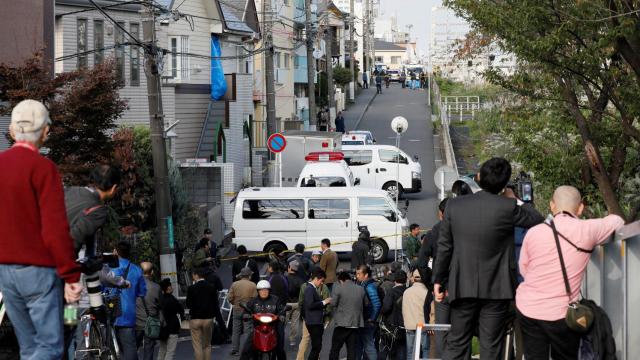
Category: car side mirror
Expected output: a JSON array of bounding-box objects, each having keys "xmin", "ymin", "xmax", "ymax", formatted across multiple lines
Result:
[
  {"xmin": 387, "ymin": 212, "xmax": 397, "ymax": 222},
  {"xmin": 405, "ymin": 199, "xmax": 409, "ymax": 208},
  {"xmin": 413, "ymin": 155, "xmax": 419, "ymax": 162},
  {"xmin": 354, "ymin": 178, "xmax": 361, "ymax": 186}
]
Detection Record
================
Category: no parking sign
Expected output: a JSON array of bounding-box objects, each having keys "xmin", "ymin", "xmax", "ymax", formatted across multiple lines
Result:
[{"xmin": 267, "ymin": 133, "xmax": 287, "ymax": 153}]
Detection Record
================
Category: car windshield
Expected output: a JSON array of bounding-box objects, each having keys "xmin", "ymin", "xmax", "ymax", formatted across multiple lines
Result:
[{"xmin": 301, "ymin": 177, "xmax": 347, "ymax": 187}]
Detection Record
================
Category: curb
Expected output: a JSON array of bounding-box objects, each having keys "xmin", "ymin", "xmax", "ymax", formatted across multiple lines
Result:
[{"xmin": 351, "ymin": 91, "xmax": 378, "ymax": 131}]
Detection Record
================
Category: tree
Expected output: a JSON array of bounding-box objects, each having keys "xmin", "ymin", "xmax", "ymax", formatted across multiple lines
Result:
[
  {"xmin": 333, "ymin": 65, "xmax": 353, "ymax": 88},
  {"xmin": 445, "ymin": 0, "xmax": 640, "ymax": 220},
  {"xmin": 0, "ymin": 54, "xmax": 127, "ymax": 184}
]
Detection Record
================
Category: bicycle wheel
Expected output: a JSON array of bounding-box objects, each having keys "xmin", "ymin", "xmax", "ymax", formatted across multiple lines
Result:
[
  {"xmin": 75, "ymin": 320, "xmax": 103, "ymax": 360},
  {"xmin": 102, "ymin": 326, "xmax": 120, "ymax": 360}
]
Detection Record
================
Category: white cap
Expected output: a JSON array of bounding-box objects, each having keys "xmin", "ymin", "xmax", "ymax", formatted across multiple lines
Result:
[{"xmin": 11, "ymin": 99, "xmax": 51, "ymax": 134}]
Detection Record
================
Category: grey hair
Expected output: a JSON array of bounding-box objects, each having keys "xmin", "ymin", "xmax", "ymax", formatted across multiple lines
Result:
[{"xmin": 11, "ymin": 126, "xmax": 45, "ymax": 144}]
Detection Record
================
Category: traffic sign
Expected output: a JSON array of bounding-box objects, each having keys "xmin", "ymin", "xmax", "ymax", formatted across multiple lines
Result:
[
  {"xmin": 267, "ymin": 133, "xmax": 287, "ymax": 153},
  {"xmin": 433, "ymin": 165, "xmax": 458, "ymax": 191}
]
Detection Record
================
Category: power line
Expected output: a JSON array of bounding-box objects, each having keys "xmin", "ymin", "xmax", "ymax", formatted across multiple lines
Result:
[
  {"xmin": 88, "ymin": 0, "xmax": 144, "ymax": 46},
  {"xmin": 57, "ymin": 1, "xmax": 142, "ymax": 16}
]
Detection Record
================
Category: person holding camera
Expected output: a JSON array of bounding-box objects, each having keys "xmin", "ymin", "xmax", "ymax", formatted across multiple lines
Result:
[
  {"xmin": 351, "ymin": 229, "xmax": 372, "ymax": 269},
  {"xmin": 433, "ymin": 157, "xmax": 544, "ymax": 360},
  {"xmin": 0, "ymin": 100, "xmax": 83, "ymax": 359}
]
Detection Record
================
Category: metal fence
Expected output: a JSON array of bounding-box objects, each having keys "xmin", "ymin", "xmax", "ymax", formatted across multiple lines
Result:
[
  {"xmin": 431, "ymin": 79, "xmax": 460, "ymax": 177},
  {"xmin": 583, "ymin": 220, "xmax": 640, "ymax": 360}
]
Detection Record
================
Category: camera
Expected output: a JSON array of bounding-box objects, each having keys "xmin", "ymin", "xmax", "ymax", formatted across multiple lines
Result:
[{"xmin": 508, "ymin": 171, "xmax": 534, "ymax": 203}]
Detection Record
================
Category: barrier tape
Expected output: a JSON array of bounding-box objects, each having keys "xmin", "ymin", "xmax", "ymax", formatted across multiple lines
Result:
[{"xmin": 218, "ymin": 228, "xmax": 431, "ymax": 262}]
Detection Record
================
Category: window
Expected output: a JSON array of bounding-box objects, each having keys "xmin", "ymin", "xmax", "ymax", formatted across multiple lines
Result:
[
  {"xmin": 114, "ymin": 21, "xmax": 125, "ymax": 83},
  {"xmin": 274, "ymin": 52, "xmax": 281, "ymax": 68},
  {"xmin": 379, "ymin": 149, "xmax": 408, "ymax": 164},
  {"xmin": 284, "ymin": 53, "xmax": 290, "ymax": 69},
  {"xmin": 293, "ymin": 54, "xmax": 299, "ymax": 69},
  {"xmin": 391, "ymin": 56, "xmax": 401, "ymax": 64},
  {"xmin": 130, "ymin": 23, "xmax": 140, "ymax": 86},
  {"xmin": 358, "ymin": 197, "xmax": 395, "ymax": 221},
  {"xmin": 242, "ymin": 199, "xmax": 305, "ymax": 219},
  {"xmin": 301, "ymin": 177, "xmax": 347, "ymax": 187},
  {"xmin": 94, "ymin": 20, "xmax": 104, "ymax": 65},
  {"xmin": 169, "ymin": 36, "xmax": 190, "ymax": 80},
  {"xmin": 342, "ymin": 150, "xmax": 372, "ymax": 166},
  {"xmin": 308, "ymin": 199, "xmax": 350, "ymax": 219},
  {"xmin": 77, "ymin": 19, "xmax": 88, "ymax": 69},
  {"xmin": 376, "ymin": 56, "xmax": 383, "ymax": 62}
]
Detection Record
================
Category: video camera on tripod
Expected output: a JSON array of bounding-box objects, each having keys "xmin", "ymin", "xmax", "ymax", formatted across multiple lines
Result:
[{"xmin": 508, "ymin": 171, "xmax": 534, "ymax": 203}]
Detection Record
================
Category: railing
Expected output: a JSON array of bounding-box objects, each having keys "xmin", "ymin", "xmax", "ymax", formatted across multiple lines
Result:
[
  {"xmin": 583, "ymin": 220, "xmax": 640, "ymax": 360},
  {"xmin": 432, "ymin": 78, "xmax": 460, "ymax": 176}
]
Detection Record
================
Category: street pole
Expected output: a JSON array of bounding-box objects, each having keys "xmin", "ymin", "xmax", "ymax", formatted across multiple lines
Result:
[
  {"xmin": 305, "ymin": 0, "xmax": 317, "ymax": 130},
  {"xmin": 142, "ymin": 1, "xmax": 176, "ymax": 293},
  {"xmin": 364, "ymin": 0, "xmax": 369, "ymax": 73},
  {"xmin": 325, "ymin": 0, "xmax": 336, "ymax": 125},
  {"xmin": 395, "ymin": 131, "xmax": 400, "ymax": 263},
  {"xmin": 264, "ymin": 0, "xmax": 277, "ymax": 142},
  {"xmin": 349, "ymin": 0, "xmax": 355, "ymax": 101}
]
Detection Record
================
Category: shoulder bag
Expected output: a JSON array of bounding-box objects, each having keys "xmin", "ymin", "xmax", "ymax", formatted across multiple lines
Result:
[
  {"xmin": 142, "ymin": 296, "xmax": 162, "ymax": 340},
  {"xmin": 548, "ymin": 220, "xmax": 594, "ymax": 333},
  {"xmin": 105, "ymin": 262, "xmax": 131, "ymax": 320}
]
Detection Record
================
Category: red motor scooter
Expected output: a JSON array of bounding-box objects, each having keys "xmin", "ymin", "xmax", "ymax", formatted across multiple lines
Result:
[{"xmin": 240, "ymin": 304, "xmax": 289, "ymax": 360}]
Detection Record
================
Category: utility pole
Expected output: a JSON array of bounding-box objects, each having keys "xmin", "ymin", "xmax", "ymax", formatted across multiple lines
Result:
[
  {"xmin": 264, "ymin": 0, "xmax": 277, "ymax": 141},
  {"xmin": 325, "ymin": 0, "xmax": 335, "ymax": 124},
  {"xmin": 305, "ymin": 0, "xmax": 317, "ymax": 130},
  {"xmin": 370, "ymin": 0, "xmax": 375, "ymax": 71},
  {"xmin": 142, "ymin": 1, "xmax": 176, "ymax": 293},
  {"xmin": 349, "ymin": 0, "xmax": 355, "ymax": 101},
  {"xmin": 364, "ymin": 0, "xmax": 370, "ymax": 73}
]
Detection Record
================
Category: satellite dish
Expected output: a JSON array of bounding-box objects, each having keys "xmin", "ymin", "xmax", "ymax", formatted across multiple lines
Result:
[
  {"xmin": 313, "ymin": 49, "xmax": 323, "ymax": 59},
  {"xmin": 433, "ymin": 165, "xmax": 458, "ymax": 191},
  {"xmin": 391, "ymin": 116, "xmax": 408, "ymax": 134}
]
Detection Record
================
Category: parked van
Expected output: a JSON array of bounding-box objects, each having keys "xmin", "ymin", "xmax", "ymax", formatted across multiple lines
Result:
[
  {"xmin": 297, "ymin": 152, "xmax": 359, "ymax": 187},
  {"xmin": 341, "ymin": 131, "xmax": 375, "ymax": 145},
  {"xmin": 342, "ymin": 145, "xmax": 422, "ymax": 198},
  {"xmin": 232, "ymin": 187, "xmax": 409, "ymax": 262},
  {"xmin": 281, "ymin": 131, "xmax": 343, "ymax": 186}
]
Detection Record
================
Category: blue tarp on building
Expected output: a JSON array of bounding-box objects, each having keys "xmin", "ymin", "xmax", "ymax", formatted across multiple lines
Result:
[{"xmin": 210, "ymin": 35, "xmax": 227, "ymax": 100}]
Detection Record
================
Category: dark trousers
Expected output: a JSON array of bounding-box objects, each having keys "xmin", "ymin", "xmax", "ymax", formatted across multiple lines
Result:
[
  {"xmin": 517, "ymin": 310, "xmax": 580, "ymax": 360},
  {"xmin": 306, "ymin": 323, "xmax": 324, "ymax": 360},
  {"xmin": 329, "ymin": 327, "xmax": 358, "ymax": 360},
  {"xmin": 136, "ymin": 330, "xmax": 156, "ymax": 360},
  {"xmin": 363, "ymin": 80, "xmax": 368, "ymax": 88},
  {"xmin": 376, "ymin": 84, "xmax": 382, "ymax": 94},
  {"xmin": 443, "ymin": 298, "xmax": 510, "ymax": 360},
  {"xmin": 434, "ymin": 299, "xmax": 472, "ymax": 360}
]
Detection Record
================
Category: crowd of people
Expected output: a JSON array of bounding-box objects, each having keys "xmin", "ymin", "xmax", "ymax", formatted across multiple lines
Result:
[{"xmin": 0, "ymin": 98, "xmax": 626, "ymax": 360}]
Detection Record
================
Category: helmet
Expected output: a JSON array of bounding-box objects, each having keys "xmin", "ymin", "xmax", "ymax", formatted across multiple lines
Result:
[{"xmin": 257, "ymin": 280, "xmax": 271, "ymax": 290}]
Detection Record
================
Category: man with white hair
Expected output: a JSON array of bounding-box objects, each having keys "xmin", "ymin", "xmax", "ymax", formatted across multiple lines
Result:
[
  {"xmin": 0, "ymin": 99, "xmax": 83, "ymax": 359},
  {"xmin": 516, "ymin": 185, "xmax": 624, "ymax": 360}
]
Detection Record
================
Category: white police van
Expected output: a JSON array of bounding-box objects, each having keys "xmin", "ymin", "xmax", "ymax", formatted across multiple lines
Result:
[
  {"xmin": 296, "ymin": 152, "xmax": 359, "ymax": 188},
  {"xmin": 232, "ymin": 187, "xmax": 409, "ymax": 262},
  {"xmin": 342, "ymin": 144, "xmax": 422, "ymax": 198},
  {"xmin": 341, "ymin": 131, "xmax": 375, "ymax": 145}
]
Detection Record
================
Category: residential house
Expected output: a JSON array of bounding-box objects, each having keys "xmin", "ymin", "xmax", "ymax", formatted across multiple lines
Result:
[
  {"xmin": 158, "ymin": 0, "xmax": 261, "ymax": 230},
  {"xmin": 374, "ymin": 39, "xmax": 407, "ymax": 70}
]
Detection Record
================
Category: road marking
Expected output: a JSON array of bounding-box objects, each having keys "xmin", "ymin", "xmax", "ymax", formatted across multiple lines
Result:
[{"xmin": 408, "ymin": 139, "xmax": 422, "ymax": 142}]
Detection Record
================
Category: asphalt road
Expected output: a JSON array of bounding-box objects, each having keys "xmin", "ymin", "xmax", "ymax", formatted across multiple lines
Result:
[{"xmin": 176, "ymin": 82, "xmax": 438, "ymax": 359}]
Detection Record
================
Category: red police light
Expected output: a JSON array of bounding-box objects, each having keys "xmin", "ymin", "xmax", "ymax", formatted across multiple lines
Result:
[
  {"xmin": 305, "ymin": 152, "xmax": 344, "ymax": 162},
  {"xmin": 321, "ymin": 142, "xmax": 329, "ymax": 148}
]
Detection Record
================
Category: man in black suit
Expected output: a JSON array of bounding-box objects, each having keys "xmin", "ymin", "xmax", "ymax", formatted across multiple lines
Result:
[{"xmin": 433, "ymin": 158, "xmax": 544, "ymax": 360}]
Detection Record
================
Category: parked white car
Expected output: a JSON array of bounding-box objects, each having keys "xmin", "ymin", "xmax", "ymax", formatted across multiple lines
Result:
[
  {"xmin": 232, "ymin": 187, "xmax": 408, "ymax": 262},
  {"xmin": 342, "ymin": 144, "xmax": 422, "ymax": 198},
  {"xmin": 297, "ymin": 152, "xmax": 359, "ymax": 188}
]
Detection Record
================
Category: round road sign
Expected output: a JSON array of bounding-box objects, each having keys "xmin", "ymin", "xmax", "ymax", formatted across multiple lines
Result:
[
  {"xmin": 267, "ymin": 133, "xmax": 287, "ymax": 153},
  {"xmin": 433, "ymin": 165, "xmax": 458, "ymax": 191}
]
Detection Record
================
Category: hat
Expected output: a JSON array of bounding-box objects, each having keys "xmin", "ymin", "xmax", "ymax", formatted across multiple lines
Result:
[
  {"xmin": 312, "ymin": 250, "xmax": 322, "ymax": 256},
  {"xmin": 11, "ymin": 99, "xmax": 51, "ymax": 134},
  {"xmin": 289, "ymin": 260, "xmax": 300, "ymax": 271},
  {"xmin": 237, "ymin": 267, "xmax": 253, "ymax": 279}
]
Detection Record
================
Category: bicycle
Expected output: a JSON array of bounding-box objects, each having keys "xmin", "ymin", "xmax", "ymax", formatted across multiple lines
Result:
[{"xmin": 73, "ymin": 255, "xmax": 127, "ymax": 360}]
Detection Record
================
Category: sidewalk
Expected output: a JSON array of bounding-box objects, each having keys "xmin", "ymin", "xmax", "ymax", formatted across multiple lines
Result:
[{"xmin": 342, "ymin": 87, "xmax": 377, "ymax": 131}]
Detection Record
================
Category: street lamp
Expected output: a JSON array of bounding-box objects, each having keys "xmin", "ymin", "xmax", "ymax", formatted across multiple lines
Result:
[{"xmin": 391, "ymin": 116, "xmax": 408, "ymax": 263}]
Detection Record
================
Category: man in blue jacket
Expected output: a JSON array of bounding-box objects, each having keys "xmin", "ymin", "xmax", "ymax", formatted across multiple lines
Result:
[
  {"xmin": 356, "ymin": 265, "xmax": 381, "ymax": 360},
  {"xmin": 303, "ymin": 269, "xmax": 332, "ymax": 360},
  {"xmin": 111, "ymin": 242, "xmax": 147, "ymax": 360}
]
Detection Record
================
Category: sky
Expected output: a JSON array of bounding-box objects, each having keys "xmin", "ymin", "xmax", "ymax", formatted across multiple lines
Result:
[{"xmin": 377, "ymin": 0, "xmax": 467, "ymax": 56}]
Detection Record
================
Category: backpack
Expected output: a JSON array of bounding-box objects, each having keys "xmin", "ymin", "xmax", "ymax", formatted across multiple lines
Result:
[{"xmin": 579, "ymin": 299, "xmax": 616, "ymax": 360}]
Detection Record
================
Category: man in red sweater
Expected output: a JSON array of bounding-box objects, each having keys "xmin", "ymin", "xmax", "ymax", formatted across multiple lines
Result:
[{"xmin": 0, "ymin": 99, "xmax": 82, "ymax": 360}]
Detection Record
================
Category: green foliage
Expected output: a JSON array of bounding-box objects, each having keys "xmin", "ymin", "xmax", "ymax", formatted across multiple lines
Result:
[
  {"xmin": 169, "ymin": 159, "xmax": 205, "ymax": 256},
  {"xmin": 0, "ymin": 54, "xmax": 127, "ymax": 184},
  {"xmin": 112, "ymin": 126, "xmax": 156, "ymax": 231},
  {"xmin": 442, "ymin": 0, "xmax": 640, "ymax": 219},
  {"xmin": 333, "ymin": 65, "xmax": 353, "ymax": 87}
]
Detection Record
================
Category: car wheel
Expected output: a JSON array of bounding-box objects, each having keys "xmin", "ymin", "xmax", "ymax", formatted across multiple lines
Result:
[
  {"xmin": 383, "ymin": 182, "xmax": 403, "ymax": 199},
  {"xmin": 264, "ymin": 242, "xmax": 287, "ymax": 257},
  {"xmin": 371, "ymin": 239, "xmax": 389, "ymax": 263}
]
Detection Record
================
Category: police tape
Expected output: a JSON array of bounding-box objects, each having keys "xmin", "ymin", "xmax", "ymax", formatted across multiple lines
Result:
[{"xmin": 218, "ymin": 228, "xmax": 431, "ymax": 262}]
